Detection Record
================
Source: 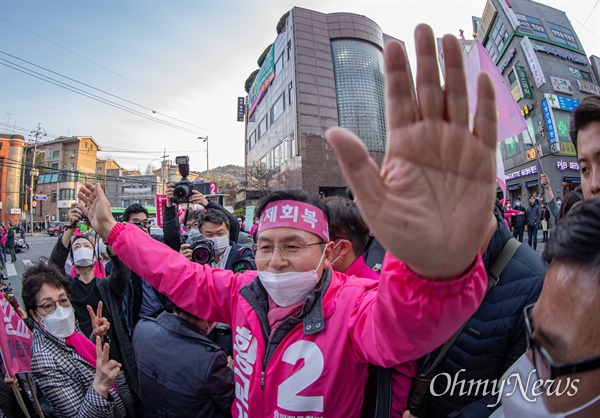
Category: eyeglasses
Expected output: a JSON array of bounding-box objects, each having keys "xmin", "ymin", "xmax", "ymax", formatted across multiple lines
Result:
[
  {"xmin": 252, "ymin": 241, "xmax": 324, "ymax": 261},
  {"xmin": 524, "ymin": 303, "xmax": 600, "ymax": 380},
  {"xmin": 36, "ymin": 297, "xmax": 72, "ymax": 315}
]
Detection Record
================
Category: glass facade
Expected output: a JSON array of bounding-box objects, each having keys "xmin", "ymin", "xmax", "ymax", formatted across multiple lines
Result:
[{"xmin": 331, "ymin": 40, "xmax": 386, "ymax": 152}]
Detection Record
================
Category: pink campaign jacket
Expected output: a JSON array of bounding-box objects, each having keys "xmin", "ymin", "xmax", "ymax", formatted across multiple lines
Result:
[{"xmin": 108, "ymin": 223, "xmax": 487, "ymax": 418}]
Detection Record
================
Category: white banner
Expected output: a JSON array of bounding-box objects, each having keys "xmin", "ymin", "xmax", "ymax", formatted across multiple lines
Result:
[{"xmin": 521, "ymin": 37, "xmax": 546, "ymax": 88}]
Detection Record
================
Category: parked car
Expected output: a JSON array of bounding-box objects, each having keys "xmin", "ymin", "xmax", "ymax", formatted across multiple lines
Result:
[
  {"xmin": 14, "ymin": 237, "xmax": 27, "ymax": 253},
  {"xmin": 47, "ymin": 221, "xmax": 65, "ymax": 236}
]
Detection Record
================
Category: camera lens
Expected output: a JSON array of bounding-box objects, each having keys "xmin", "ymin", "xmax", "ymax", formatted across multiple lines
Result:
[
  {"xmin": 173, "ymin": 184, "xmax": 190, "ymax": 201},
  {"xmin": 192, "ymin": 247, "xmax": 211, "ymax": 264}
]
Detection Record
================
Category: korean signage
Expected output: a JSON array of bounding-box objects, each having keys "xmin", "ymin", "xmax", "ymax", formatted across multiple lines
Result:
[
  {"xmin": 498, "ymin": 0, "xmax": 519, "ymax": 30},
  {"xmin": 477, "ymin": 0, "xmax": 497, "ymax": 40},
  {"xmin": 248, "ymin": 46, "xmax": 275, "ymax": 118},
  {"xmin": 515, "ymin": 65, "xmax": 533, "ymax": 99},
  {"xmin": 505, "ymin": 164, "xmax": 538, "ymax": 181},
  {"xmin": 557, "ymin": 160, "xmax": 580, "ymax": 171},
  {"xmin": 577, "ymin": 80, "xmax": 600, "ymax": 95},
  {"xmin": 532, "ymin": 43, "xmax": 587, "ymax": 65},
  {"xmin": 0, "ymin": 293, "xmax": 33, "ymax": 378},
  {"xmin": 155, "ymin": 194, "xmax": 167, "ymax": 228},
  {"xmin": 525, "ymin": 145, "xmax": 543, "ymax": 161},
  {"xmin": 550, "ymin": 142, "xmax": 577, "ymax": 156},
  {"xmin": 237, "ymin": 97, "xmax": 245, "ymax": 122},
  {"xmin": 544, "ymin": 93, "xmax": 581, "ymax": 111},
  {"xmin": 497, "ymin": 48, "xmax": 516, "ymax": 74},
  {"xmin": 521, "ymin": 104, "xmax": 533, "ymax": 117},
  {"xmin": 511, "ymin": 84, "xmax": 523, "ymax": 102},
  {"xmin": 521, "ymin": 37, "xmax": 546, "ymax": 87},
  {"xmin": 550, "ymin": 76, "xmax": 574, "ymax": 95},
  {"xmin": 542, "ymin": 98, "xmax": 558, "ymax": 143}
]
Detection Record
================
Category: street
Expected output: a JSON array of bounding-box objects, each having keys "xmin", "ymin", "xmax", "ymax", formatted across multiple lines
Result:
[{"xmin": 3, "ymin": 233, "xmax": 59, "ymax": 307}]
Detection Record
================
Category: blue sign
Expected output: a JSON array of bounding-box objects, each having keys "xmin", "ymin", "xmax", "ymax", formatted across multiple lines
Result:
[
  {"xmin": 542, "ymin": 98, "xmax": 557, "ymax": 143},
  {"xmin": 556, "ymin": 96, "xmax": 580, "ymax": 111}
]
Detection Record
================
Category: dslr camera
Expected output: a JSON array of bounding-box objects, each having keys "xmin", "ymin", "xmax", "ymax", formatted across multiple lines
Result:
[
  {"xmin": 172, "ymin": 156, "xmax": 196, "ymax": 204},
  {"xmin": 185, "ymin": 229, "xmax": 215, "ymax": 265}
]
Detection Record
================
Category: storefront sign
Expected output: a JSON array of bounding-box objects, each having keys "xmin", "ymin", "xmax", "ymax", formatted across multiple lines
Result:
[
  {"xmin": 532, "ymin": 43, "xmax": 587, "ymax": 65},
  {"xmin": 511, "ymin": 84, "xmax": 523, "ymax": 102},
  {"xmin": 477, "ymin": 0, "xmax": 498, "ymax": 40},
  {"xmin": 498, "ymin": 0, "xmax": 520, "ymax": 30},
  {"xmin": 542, "ymin": 98, "xmax": 558, "ymax": 143},
  {"xmin": 577, "ymin": 80, "xmax": 600, "ymax": 95},
  {"xmin": 521, "ymin": 104, "xmax": 533, "ymax": 116},
  {"xmin": 544, "ymin": 93, "xmax": 580, "ymax": 111},
  {"xmin": 521, "ymin": 37, "xmax": 546, "ymax": 87},
  {"xmin": 505, "ymin": 164, "xmax": 538, "ymax": 180},
  {"xmin": 557, "ymin": 160, "xmax": 580, "ymax": 171},
  {"xmin": 525, "ymin": 145, "xmax": 543, "ymax": 161},
  {"xmin": 498, "ymin": 48, "xmax": 516, "ymax": 74},
  {"xmin": 551, "ymin": 76, "xmax": 574, "ymax": 95},
  {"xmin": 550, "ymin": 141, "xmax": 577, "ymax": 155},
  {"xmin": 515, "ymin": 65, "xmax": 533, "ymax": 99},
  {"xmin": 10, "ymin": 208, "xmax": 21, "ymax": 215}
]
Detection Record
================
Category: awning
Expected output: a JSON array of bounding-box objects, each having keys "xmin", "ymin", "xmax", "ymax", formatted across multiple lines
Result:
[
  {"xmin": 525, "ymin": 180, "xmax": 539, "ymax": 188},
  {"xmin": 507, "ymin": 184, "xmax": 522, "ymax": 191},
  {"xmin": 563, "ymin": 176, "xmax": 581, "ymax": 184}
]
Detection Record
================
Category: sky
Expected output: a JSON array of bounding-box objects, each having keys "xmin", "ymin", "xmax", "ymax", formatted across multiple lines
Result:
[{"xmin": 0, "ymin": 0, "xmax": 598, "ymax": 173}]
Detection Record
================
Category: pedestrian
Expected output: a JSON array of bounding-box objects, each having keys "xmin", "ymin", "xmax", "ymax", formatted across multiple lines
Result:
[
  {"xmin": 0, "ymin": 223, "xmax": 7, "ymax": 269},
  {"xmin": 511, "ymin": 198, "xmax": 526, "ymax": 242},
  {"xmin": 525, "ymin": 195, "xmax": 541, "ymax": 250},
  {"xmin": 6, "ymin": 226, "xmax": 16, "ymax": 263},
  {"xmin": 78, "ymin": 24, "xmax": 500, "ymax": 417},
  {"xmin": 20, "ymin": 224, "xmax": 30, "ymax": 250},
  {"xmin": 540, "ymin": 202, "xmax": 550, "ymax": 242}
]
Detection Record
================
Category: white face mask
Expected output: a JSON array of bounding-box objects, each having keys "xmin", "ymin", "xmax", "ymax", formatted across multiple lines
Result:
[
  {"xmin": 207, "ymin": 235, "xmax": 229, "ymax": 255},
  {"xmin": 40, "ymin": 306, "xmax": 75, "ymax": 338},
  {"xmin": 500, "ymin": 353, "xmax": 600, "ymax": 417},
  {"xmin": 73, "ymin": 247, "xmax": 94, "ymax": 267},
  {"xmin": 258, "ymin": 247, "xmax": 327, "ymax": 307}
]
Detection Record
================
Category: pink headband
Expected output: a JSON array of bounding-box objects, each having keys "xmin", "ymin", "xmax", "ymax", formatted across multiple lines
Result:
[{"xmin": 258, "ymin": 200, "xmax": 330, "ymax": 242}]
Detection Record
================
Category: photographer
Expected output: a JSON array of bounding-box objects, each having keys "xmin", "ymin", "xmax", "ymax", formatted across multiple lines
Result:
[{"xmin": 163, "ymin": 185, "xmax": 240, "ymax": 252}]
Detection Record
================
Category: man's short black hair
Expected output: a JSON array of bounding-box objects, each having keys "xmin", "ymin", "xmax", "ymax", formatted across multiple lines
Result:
[
  {"xmin": 123, "ymin": 203, "xmax": 148, "ymax": 222},
  {"xmin": 324, "ymin": 196, "xmax": 369, "ymax": 256},
  {"xmin": 22, "ymin": 262, "xmax": 72, "ymax": 315},
  {"xmin": 570, "ymin": 94, "xmax": 600, "ymax": 152},
  {"xmin": 198, "ymin": 209, "xmax": 230, "ymax": 231},
  {"xmin": 543, "ymin": 198, "xmax": 600, "ymax": 269},
  {"xmin": 184, "ymin": 210, "xmax": 202, "ymax": 227},
  {"xmin": 254, "ymin": 189, "xmax": 330, "ymax": 225}
]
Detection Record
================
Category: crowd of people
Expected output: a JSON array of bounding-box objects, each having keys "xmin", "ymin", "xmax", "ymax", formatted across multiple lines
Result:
[{"xmin": 1, "ymin": 24, "xmax": 599, "ymax": 418}]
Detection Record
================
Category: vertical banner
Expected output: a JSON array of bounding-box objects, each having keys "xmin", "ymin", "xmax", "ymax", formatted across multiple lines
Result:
[
  {"xmin": 0, "ymin": 293, "xmax": 33, "ymax": 378},
  {"xmin": 155, "ymin": 194, "xmax": 167, "ymax": 228},
  {"xmin": 521, "ymin": 37, "xmax": 546, "ymax": 88}
]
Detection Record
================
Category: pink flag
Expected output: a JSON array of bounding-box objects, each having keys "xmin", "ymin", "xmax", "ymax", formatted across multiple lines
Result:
[
  {"xmin": 463, "ymin": 40, "xmax": 527, "ymax": 142},
  {"xmin": 0, "ymin": 293, "xmax": 33, "ymax": 378}
]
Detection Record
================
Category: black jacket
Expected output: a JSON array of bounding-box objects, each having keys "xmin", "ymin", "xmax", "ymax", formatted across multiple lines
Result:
[
  {"xmin": 132, "ymin": 312, "xmax": 234, "ymax": 418},
  {"xmin": 511, "ymin": 205, "xmax": 526, "ymax": 228},
  {"xmin": 526, "ymin": 201, "xmax": 542, "ymax": 226},
  {"xmin": 422, "ymin": 219, "xmax": 546, "ymax": 418}
]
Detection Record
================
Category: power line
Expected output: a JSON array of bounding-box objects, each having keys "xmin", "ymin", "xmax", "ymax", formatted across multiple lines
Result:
[
  {"xmin": 0, "ymin": 51, "xmax": 209, "ymax": 132},
  {"xmin": 0, "ymin": 58, "xmax": 201, "ymax": 135}
]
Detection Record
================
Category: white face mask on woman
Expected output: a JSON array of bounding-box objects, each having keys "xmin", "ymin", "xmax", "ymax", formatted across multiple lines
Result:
[
  {"xmin": 73, "ymin": 247, "xmax": 94, "ymax": 267},
  {"xmin": 40, "ymin": 306, "xmax": 76, "ymax": 338},
  {"xmin": 500, "ymin": 353, "xmax": 600, "ymax": 417},
  {"xmin": 258, "ymin": 247, "xmax": 327, "ymax": 307}
]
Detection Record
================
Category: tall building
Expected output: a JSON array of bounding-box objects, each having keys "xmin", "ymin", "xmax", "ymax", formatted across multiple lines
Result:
[
  {"xmin": 243, "ymin": 7, "xmax": 405, "ymax": 199},
  {"xmin": 35, "ymin": 136, "xmax": 100, "ymax": 222},
  {"xmin": 0, "ymin": 134, "xmax": 25, "ymax": 225},
  {"xmin": 474, "ymin": 0, "xmax": 599, "ymax": 201}
]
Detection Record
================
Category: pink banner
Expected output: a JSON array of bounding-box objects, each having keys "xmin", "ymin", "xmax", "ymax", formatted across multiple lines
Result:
[
  {"xmin": 0, "ymin": 293, "xmax": 32, "ymax": 378},
  {"xmin": 155, "ymin": 194, "xmax": 167, "ymax": 228}
]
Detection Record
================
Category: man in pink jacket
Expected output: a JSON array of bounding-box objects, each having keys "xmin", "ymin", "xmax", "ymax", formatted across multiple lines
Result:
[{"xmin": 79, "ymin": 24, "xmax": 499, "ymax": 418}]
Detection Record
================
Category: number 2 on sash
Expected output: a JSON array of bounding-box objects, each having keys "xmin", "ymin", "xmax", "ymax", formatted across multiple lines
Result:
[{"xmin": 277, "ymin": 341, "xmax": 324, "ymax": 412}]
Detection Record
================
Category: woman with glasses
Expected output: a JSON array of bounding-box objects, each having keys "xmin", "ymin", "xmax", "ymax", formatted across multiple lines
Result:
[{"xmin": 22, "ymin": 262, "xmax": 127, "ymax": 418}]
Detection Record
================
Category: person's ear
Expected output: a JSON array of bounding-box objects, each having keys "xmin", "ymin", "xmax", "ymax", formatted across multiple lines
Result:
[
  {"xmin": 337, "ymin": 240, "xmax": 352, "ymax": 257},
  {"xmin": 30, "ymin": 309, "xmax": 41, "ymax": 324}
]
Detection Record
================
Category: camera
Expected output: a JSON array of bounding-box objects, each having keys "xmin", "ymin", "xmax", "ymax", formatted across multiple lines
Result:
[
  {"xmin": 131, "ymin": 219, "xmax": 148, "ymax": 231},
  {"xmin": 185, "ymin": 229, "xmax": 215, "ymax": 265},
  {"xmin": 172, "ymin": 156, "xmax": 195, "ymax": 204}
]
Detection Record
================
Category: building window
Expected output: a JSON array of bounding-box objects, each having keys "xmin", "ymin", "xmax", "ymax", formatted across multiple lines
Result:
[
  {"xmin": 248, "ymin": 130, "xmax": 256, "ymax": 151},
  {"xmin": 288, "ymin": 81, "xmax": 293, "ymax": 106},
  {"xmin": 507, "ymin": 69, "xmax": 517, "ymax": 86},
  {"xmin": 70, "ymin": 150, "xmax": 76, "ymax": 158},
  {"xmin": 58, "ymin": 189, "xmax": 74, "ymax": 201},
  {"xmin": 516, "ymin": 14, "xmax": 548, "ymax": 38},
  {"xmin": 331, "ymin": 40, "xmax": 386, "ymax": 152},
  {"xmin": 258, "ymin": 115, "xmax": 268, "ymax": 138},
  {"xmin": 50, "ymin": 163, "xmax": 59, "ymax": 170},
  {"xmin": 96, "ymin": 166, "xmax": 102, "ymax": 172},
  {"xmin": 287, "ymin": 40, "xmax": 291, "ymax": 60},
  {"xmin": 48, "ymin": 150, "xmax": 60, "ymax": 161},
  {"xmin": 122, "ymin": 200, "xmax": 130, "ymax": 207},
  {"xmin": 270, "ymin": 92, "xmax": 285, "ymax": 125},
  {"xmin": 554, "ymin": 110, "xmax": 574, "ymax": 143},
  {"xmin": 485, "ymin": 38, "xmax": 498, "ymax": 63},
  {"xmin": 548, "ymin": 22, "xmax": 578, "ymax": 48},
  {"xmin": 568, "ymin": 66, "xmax": 593, "ymax": 82},
  {"xmin": 51, "ymin": 190, "xmax": 57, "ymax": 202},
  {"xmin": 491, "ymin": 18, "xmax": 509, "ymax": 52},
  {"xmin": 504, "ymin": 136, "xmax": 521, "ymax": 158},
  {"xmin": 69, "ymin": 163, "xmax": 74, "ymax": 170},
  {"xmin": 275, "ymin": 51, "xmax": 285, "ymax": 75},
  {"xmin": 290, "ymin": 132, "xmax": 296, "ymax": 157}
]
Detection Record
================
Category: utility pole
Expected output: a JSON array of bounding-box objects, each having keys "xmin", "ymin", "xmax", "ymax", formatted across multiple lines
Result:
[
  {"xmin": 29, "ymin": 123, "xmax": 46, "ymax": 236},
  {"xmin": 160, "ymin": 148, "xmax": 169, "ymax": 194},
  {"xmin": 198, "ymin": 136, "xmax": 209, "ymax": 181}
]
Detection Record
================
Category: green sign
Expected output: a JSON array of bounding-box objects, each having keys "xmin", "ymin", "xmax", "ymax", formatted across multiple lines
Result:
[
  {"xmin": 515, "ymin": 65, "xmax": 533, "ymax": 99},
  {"xmin": 248, "ymin": 47, "xmax": 275, "ymax": 118}
]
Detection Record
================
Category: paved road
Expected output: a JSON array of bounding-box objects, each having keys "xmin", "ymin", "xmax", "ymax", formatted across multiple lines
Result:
[{"xmin": 3, "ymin": 233, "xmax": 59, "ymax": 307}]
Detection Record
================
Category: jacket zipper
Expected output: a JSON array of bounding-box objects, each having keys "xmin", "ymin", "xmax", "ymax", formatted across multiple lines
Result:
[{"xmin": 261, "ymin": 371, "xmax": 265, "ymax": 389}]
